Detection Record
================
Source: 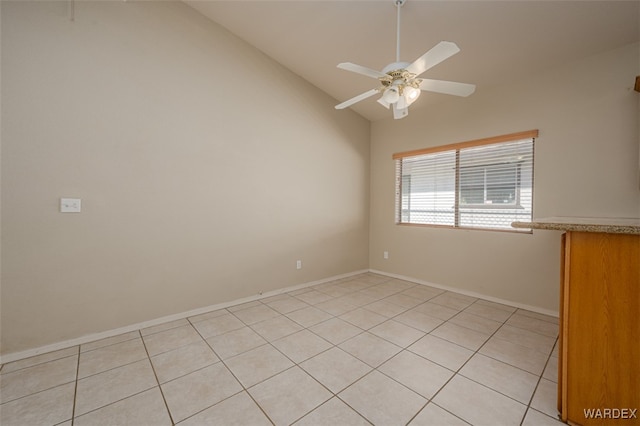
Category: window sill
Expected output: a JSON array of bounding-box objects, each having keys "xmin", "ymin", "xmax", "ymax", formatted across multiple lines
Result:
[{"xmin": 395, "ymin": 222, "xmax": 533, "ymax": 234}]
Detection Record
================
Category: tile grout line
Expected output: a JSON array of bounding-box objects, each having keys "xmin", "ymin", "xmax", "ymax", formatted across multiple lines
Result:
[
  {"xmin": 407, "ymin": 306, "xmax": 523, "ymax": 425},
  {"xmin": 70, "ymin": 345, "xmax": 81, "ymax": 426},
  {"xmin": 186, "ymin": 316, "xmax": 277, "ymax": 426},
  {"xmin": 437, "ymin": 303, "xmax": 560, "ymax": 425},
  {"xmin": 518, "ymin": 336, "xmax": 561, "ymax": 426},
  {"xmin": 189, "ymin": 280, "xmax": 387, "ymax": 425},
  {"xmin": 270, "ymin": 313, "xmax": 376, "ymax": 426},
  {"xmin": 283, "ymin": 279, "xmax": 431, "ymax": 425},
  {"xmin": 138, "ymin": 329, "xmax": 176, "ymax": 426},
  {"xmin": 74, "ymin": 289, "xmax": 472, "ymax": 424},
  {"xmin": 76, "ymin": 292, "xmax": 368, "ymax": 424},
  {"xmin": 368, "ymin": 349, "xmax": 452, "ymax": 426},
  {"xmin": 277, "ymin": 278, "xmax": 502, "ymax": 426},
  {"xmin": 4, "ymin": 273, "xmax": 562, "ymax": 425}
]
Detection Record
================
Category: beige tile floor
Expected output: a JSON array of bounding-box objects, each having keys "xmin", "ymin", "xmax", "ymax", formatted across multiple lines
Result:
[{"xmin": 0, "ymin": 273, "xmax": 564, "ymax": 426}]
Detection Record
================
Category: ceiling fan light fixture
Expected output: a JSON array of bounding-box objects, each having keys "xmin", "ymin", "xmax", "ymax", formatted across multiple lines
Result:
[
  {"xmin": 396, "ymin": 94, "xmax": 408, "ymax": 109},
  {"xmin": 334, "ymin": 0, "xmax": 475, "ymax": 120},
  {"xmin": 405, "ymin": 85, "xmax": 420, "ymax": 101},
  {"xmin": 402, "ymin": 85, "xmax": 421, "ymax": 107},
  {"xmin": 382, "ymin": 86, "xmax": 400, "ymax": 104},
  {"xmin": 377, "ymin": 97, "xmax": 391, "ymax": 109}
]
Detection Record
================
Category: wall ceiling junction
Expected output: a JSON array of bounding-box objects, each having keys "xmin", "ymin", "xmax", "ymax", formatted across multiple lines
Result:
[{"xmin": 185, "ymin": 0, "xmax": 639, "ymax": 122}]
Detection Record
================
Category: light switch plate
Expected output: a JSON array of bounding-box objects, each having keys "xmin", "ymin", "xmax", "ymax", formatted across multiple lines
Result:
[{"xmin": 60, "ymin": 198, "xmax": 81, "ymax": 213}]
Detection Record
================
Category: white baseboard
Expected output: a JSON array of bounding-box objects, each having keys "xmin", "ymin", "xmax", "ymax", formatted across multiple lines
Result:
[
  {"xmin": 1, "ymin": 268, "xmax": 557, "ymax": 364},
  {"xmin": 368, "ymin": 269, "xmax": 560, "ymax": 318},
  {"xmin": 0, "ymin": 269, "xmax": 369, "ymax": 365}
]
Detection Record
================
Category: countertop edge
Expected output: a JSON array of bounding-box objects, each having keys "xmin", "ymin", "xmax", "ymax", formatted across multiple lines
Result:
[{"xmin": 511, "ymin": 218, "xmax": 640, "ymax": 235}]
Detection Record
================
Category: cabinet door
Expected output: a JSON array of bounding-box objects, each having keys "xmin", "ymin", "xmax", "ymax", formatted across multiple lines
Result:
[
  {"xmin": 558, "ymin": 232, "xmax": 566, "ymax": 419},
  {"xmin": 563, "ymin": 232, "xmax": 640, "ymax": 425}
]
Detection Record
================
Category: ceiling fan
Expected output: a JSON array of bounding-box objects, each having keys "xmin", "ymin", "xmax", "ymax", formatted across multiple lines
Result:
[{"xmin": 335, "ymin": 0, "xmax": 476, "ymax": 119}]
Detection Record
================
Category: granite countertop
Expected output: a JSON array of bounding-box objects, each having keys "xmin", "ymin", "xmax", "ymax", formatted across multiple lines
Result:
[{"xmin": 511, "ymin": 217, "xmax": 640, "ymax": 235}]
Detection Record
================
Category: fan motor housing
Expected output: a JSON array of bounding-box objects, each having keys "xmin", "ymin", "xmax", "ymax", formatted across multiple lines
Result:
[
  {"xmin": 382, "ymin": 61, "xmax": 410, "ymax": 74},
  {"xmin": 379, "ymin": 67, "xmax": 420, "ymax": 93}
]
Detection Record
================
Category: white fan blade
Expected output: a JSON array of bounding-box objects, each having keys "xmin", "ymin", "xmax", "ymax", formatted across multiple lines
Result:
[
  {"xmin": 419, "ymin": 79, "xmax": 476, "ymax": 97},
  {"xmin": 337, "ymin": 62, "xmax": 387, "ymax": 79},
  {"xmin": 392, "ymin": 104, "xmax": 408, "ymax": 119},
  {"xmin": 405, "ymin": 41, "xmax": 460, "ymax": 77},
  {"xmin": 335, "ymin": 88, "xmax": 379, "ymax": 109}
]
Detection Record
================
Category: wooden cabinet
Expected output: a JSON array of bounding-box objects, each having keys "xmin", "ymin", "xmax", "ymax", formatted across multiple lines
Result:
[{"xmin": 558, "ymin": 231, "xmax": 639, "ymax": 425}]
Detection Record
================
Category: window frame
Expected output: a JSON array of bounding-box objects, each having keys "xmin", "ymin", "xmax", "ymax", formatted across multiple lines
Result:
[{"xmin": 393, "ymin": 130, "xmax": 537, "ymax": 233}]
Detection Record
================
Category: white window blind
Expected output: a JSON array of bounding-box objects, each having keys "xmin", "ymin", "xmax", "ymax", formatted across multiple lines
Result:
[{"xmin": 393, "ymin": 130, "xmax": 537, "ymax": 232}]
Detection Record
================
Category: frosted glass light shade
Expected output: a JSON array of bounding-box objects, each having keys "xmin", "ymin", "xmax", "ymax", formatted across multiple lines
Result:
[
  {"xmin": 382, "ymin": 87, "xmax": 400, "ymax": 104},
  {"xmin": 404, "ymin": 86, "xmax": 420, "ymax": 106}
]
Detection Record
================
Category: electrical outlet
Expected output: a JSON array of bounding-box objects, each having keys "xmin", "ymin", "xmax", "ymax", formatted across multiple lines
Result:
[
  {"xmin": 384, "ymin": 251, "xmax": 389, "ymax": 259},
  {"xmin": 296, "ymin": 260, "xmax": 302, "ymax": 270}
]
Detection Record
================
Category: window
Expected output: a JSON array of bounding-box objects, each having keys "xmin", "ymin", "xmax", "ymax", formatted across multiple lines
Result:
[{"xmin": 393, "ymin": 130, "xmax": 537, "ymax": 232}]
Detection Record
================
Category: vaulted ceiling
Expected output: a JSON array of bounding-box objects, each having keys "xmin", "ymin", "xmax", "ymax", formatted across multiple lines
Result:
[{"xmin": 185, "ymin": 1, "xmax": 639, "ymax": 121}]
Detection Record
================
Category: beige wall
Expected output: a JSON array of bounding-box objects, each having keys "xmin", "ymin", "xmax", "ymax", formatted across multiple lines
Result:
[
  {"xmin": 0, "ymin": 1, "xmax": 370, "ymax": 356},
  {"xmin": 370, "ymin": 42, "xmax": 640, "ymax": 313},
  {"xmin": 2, "ymin": 0, "xmax": 638, "ymax": 359}
]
